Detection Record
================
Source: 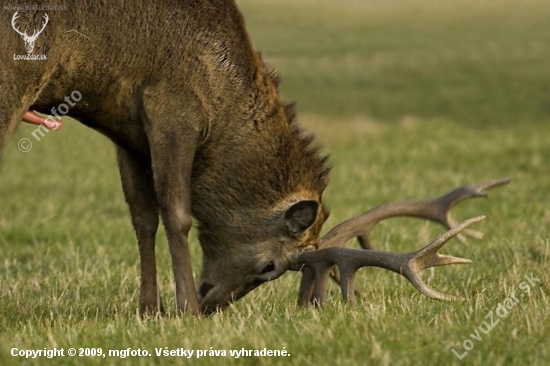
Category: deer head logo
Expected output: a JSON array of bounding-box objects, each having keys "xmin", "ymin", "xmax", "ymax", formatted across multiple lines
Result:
[{"xmin": 11, "ymin": 11, "xmax": 49, "ymax": 54}]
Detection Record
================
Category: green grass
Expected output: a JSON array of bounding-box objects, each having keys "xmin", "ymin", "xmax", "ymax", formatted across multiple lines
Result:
[{"xmin": 0, "ymin": 1, "xmax": 548, "ymax": 365}]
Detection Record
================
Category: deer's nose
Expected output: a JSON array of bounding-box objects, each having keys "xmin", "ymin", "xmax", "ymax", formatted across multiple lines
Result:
[{"xmin": 197, "ymin": 281, "xmax": 214, "ymax": 300}]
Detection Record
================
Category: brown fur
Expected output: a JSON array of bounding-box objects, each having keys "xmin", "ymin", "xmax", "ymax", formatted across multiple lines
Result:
[{"xmin": 0, "ymin": 0, "xmax": 330, "ymax": 314}]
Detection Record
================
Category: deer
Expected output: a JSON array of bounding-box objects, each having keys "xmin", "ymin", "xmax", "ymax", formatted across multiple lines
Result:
[{"xmin": 0, "ymin": 0, "xmax": 509, "ymax": 316}]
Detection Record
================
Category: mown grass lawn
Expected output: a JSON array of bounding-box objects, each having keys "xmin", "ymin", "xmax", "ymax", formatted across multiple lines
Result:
[{"xmin": 1, "ymin": 1, "xmax": 548, "ymax": 365}]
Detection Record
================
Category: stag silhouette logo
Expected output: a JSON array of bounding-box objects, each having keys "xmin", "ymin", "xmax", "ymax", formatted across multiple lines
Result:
[{"xmin": 11, "ymin": 11, "xmax": 49, "ymax": 54}]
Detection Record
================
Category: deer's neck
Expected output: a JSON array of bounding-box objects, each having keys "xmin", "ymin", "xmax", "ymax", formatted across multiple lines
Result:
[{"xmin": 188, "ymin": 60, "xmax": 328, "ymax": 241}]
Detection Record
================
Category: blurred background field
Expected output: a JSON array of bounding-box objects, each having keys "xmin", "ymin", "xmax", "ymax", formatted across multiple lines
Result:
[
  {"xmin": 245, "ymin": 0, "xmax": 550, "ymax": 126},
  {"xmin": 0, "ymin": 1, "xmax": 548, "ymax": 365}
]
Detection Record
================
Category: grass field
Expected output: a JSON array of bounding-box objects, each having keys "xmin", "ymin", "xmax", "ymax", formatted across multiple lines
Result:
[{"xmin": 1, "ymin": 0, "xmax": 548, "ymax": 365}]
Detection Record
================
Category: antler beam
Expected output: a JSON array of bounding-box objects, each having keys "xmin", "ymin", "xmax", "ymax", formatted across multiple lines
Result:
[{"xmin": 324, "ymin": 178, "xmax": 510, "ymax": 250}]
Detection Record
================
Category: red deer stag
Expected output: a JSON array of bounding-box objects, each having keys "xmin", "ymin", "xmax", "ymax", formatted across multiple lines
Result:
[{"xmin": 0, "ymin": 1, "xmax": 509, "ymax": 315}]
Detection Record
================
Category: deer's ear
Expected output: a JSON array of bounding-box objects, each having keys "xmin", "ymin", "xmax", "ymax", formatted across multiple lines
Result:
[{"xmin": 284, "ymin": 200, "xmax": 319, "ymax": 237}]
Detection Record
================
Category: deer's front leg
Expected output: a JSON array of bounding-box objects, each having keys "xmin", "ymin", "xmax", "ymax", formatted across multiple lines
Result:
[
  {"xmin": 144, "ymin": 91, "xmax": 202, "ymax": 316},
  {"xmin": 150, "ymin": 134, "xmax": 200, "ymax": 315},
  {"xmin": 116, "ymin": 146, "xmax": 163, "ymax": 316}
]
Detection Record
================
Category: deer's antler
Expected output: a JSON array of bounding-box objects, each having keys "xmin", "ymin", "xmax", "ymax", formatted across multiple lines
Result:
[
  {"xmin": 11, "ymin": 12, "xmax": 49, "ymax": 40},
  {"xmin": 297, "ymin": 216, "xmax": 482, "ymax": 305},
  {"xmin": 11, "ymin": 11, "xmax": 27, "ymax": 38},
  {"xmin": 30, "ymin": 13, "xmax": 49, "ymax": 39},
  {"xmin": 292, "ymin": 178, "xmax": 510, "ymax": 306},
  {"xmin": 345, "ymin": 178, "xmax": 511, "ymax": 249}
]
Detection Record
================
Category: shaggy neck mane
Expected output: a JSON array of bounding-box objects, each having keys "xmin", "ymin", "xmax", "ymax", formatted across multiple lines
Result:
[{"xmin": 191, "ymin": 54, "xmax": 331, "ymax": 244}]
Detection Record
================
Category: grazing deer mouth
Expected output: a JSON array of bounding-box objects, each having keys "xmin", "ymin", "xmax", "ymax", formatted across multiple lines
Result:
[
  {"xmin": 198, "ymin": 285, "xmax": 250, "ymax": 315},
  {"xmin": 198, "ymin": 278, "xmax": 273, "ymax": 315}
]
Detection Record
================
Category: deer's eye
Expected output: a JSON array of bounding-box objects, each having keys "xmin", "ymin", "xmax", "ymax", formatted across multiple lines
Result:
[{"xmin": 261, "ymin": 261, "xmax": 275, "ymax": 274}]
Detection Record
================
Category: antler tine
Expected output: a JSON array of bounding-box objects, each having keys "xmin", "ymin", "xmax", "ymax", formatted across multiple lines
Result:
[
  {"xmin": 403, "ymin": 216, "xmax": 484, "ymax": 300},
  {"xmin": 11, "ymin": 11, "xmax": 27, "ymax": 37},
  {"xmin": 434, "ymin": 178, "xmax": 510, "ymax": 243},
  {"xmin": 39, "ymin": 14, "xmax": 49, "ymax": 32},
  {"xmin": 297, "ymin": 216, "xmax": 484, "ymax": 306},
  {"xmin": 29, "ymin": 13, "xmax": 49, "ymax": 39}
]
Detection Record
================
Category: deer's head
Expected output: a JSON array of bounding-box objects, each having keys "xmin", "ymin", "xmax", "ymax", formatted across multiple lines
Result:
[
  {"xmin": 197, "ymin": 198, "xmax": 329, "ymax": 314},
  {"xmin": 11, "ymin": 11, "xmax": 49, "ymax": 54}
]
